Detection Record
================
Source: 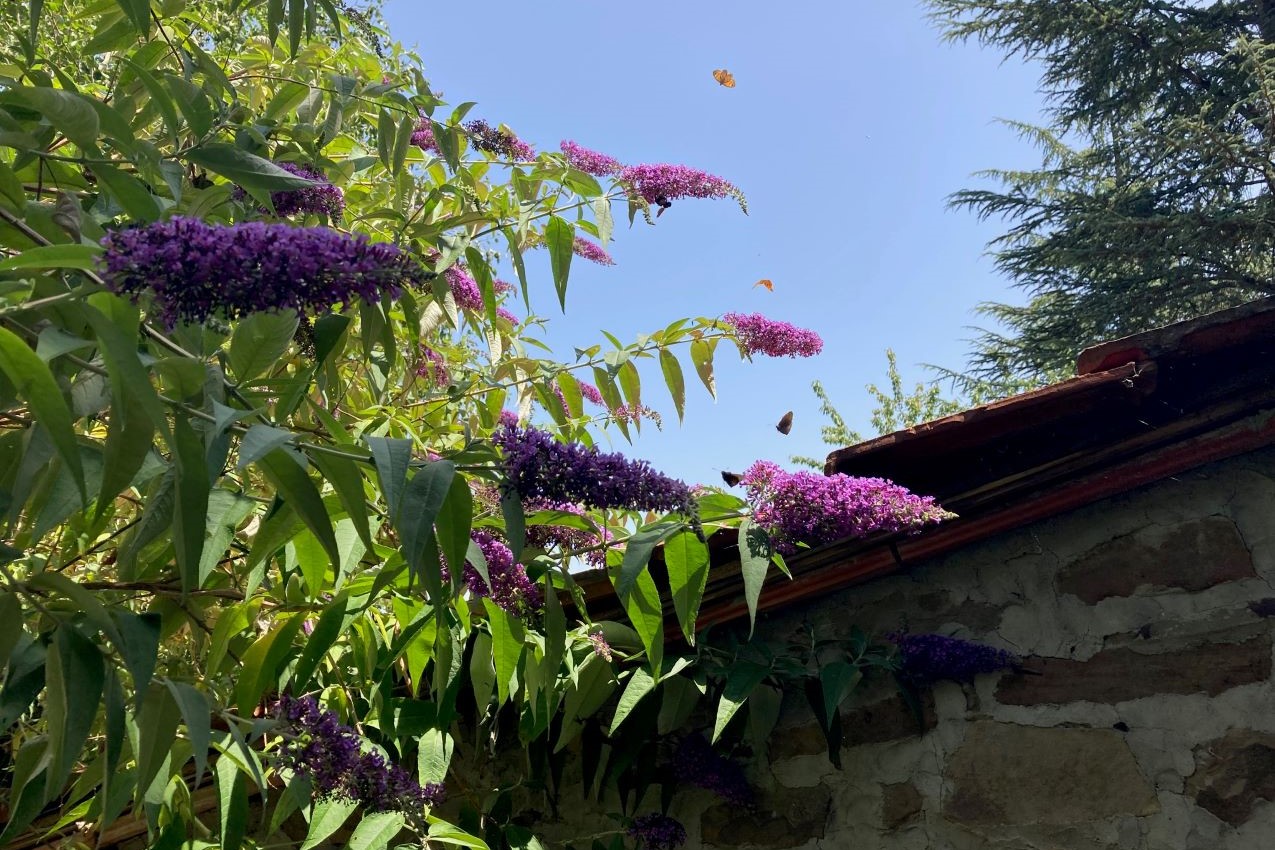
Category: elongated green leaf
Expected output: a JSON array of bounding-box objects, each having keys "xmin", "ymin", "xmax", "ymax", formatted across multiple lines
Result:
[
  {"xmin": 417, "ymin": 728, "xmax": 454, "ymax": 784},
  {"xmin": 186, "ymin": 143, "xmax": 314, "ymax": 192},
  {"xmin": 301, "ymin": 797, "xmax": 357, "ymax": 850},
  {"xmin": 93, "ymin": 162, "xmax": 160, "ymax": 222},
  {"xmin": 657, "ymin": 674, "xmax": 701, "ymax": 735},
  {"xmin": 258, "ymin": 448, "xmax": 340, "ymax": 566},
  {"xmin": 820, "ymin": 660, "xmax": 863, "ymax": 723},
  {"xmin": 172, "ymin": 416, "xmax": 209, "ymax": 592},
  {"xmin": 110, "ymin": 610, "xmax": 160, "ymax": 707},
  {"xmin": 229, "ymin": 310, "xmax": 298, "ymax": 384},
  {"xmin": 435, "ymin": 474, "xmax": 472, "ymax": 584},
  {"xmin": 618, "ymin": 360, "xmax": 641, "ymax": 410},
  {"xmin": 615, "ymin": 522, "xmax": 678, "ymax": 604},
  {"xmin": 712, "ymin": 660, "xmax": 769, "ymax": 743},
  {"xmin": 0, "ymin": 243, "xmax": 102, "ymax": 271},
  {"xmin": 0, "ymin": 326, "xmax": 85, "ymax": 504},
  {"xmin": 398, "ymin": 460, "xmax": 455, "ymax": 591},
  {"xmin": 609, "ymin": 667, "xmax": 655, "ymax": 734},
  {"xmin": 500, "ymin": 486, "xmax": 525, "ymax": 562},
  {"xmin": 690, "ymin": 338, "xmax": 716, "ymax": 398},
  {"xmin": 216, "ymin": 748, "xmax": 249, "ymax": 850},
  {"xmin": 310, "ymin": 451, "xmax": 372, "ymax": 548},
  {"xmin": 119, "ymin": 56, "xmax": 180, "ymax": 144},
  {"xmin": 45, "ymin": 625, "xmax": 105, "ymax": 802},
  {"xmin": 664, "ymin": 531, "xmax": 709, "ymax": 644},
  {"xmin": 237, "ymin": 424, "xmax": 293, "ymax": 469},
  {"xmin": 115, "ymin": 0, "xmax": 151, "ymax": 33},
  {"xmin": 659, "ymin": 349, "xmax": 686, "ymax": 423},
  {"xmin": 367, "ymin": 435, "xmax": 412, "ymax": 519},
  {"xmin": 545, "ymin": 216, "xmax": 574, "ymax": 311},
  {"xmin": 347, "ymin": 811, "xmax": 405, "ymax": 850},
  {"xmin": 292, "ymin": 592, "xmax": 357, "ymax": 690},
  {"xmin": 426, "ymin": 820, "xmax": 491, "ymax": 850},
  {"xmin": 1, "ymin": 86, "xmax": 99, "ymax": 149},
  {"xmin": 135, "ymin": 683, "xmax": 181, "ymax": 800},
  {"xmin": 234, "ymin": 614, "xmax": 305, "ymax": 715},
  {"xmin": 484, "ymin": 600, "xmax": 525, "ymax": 705},
  {"xmin": 614, "ymin": 560, "xmax": 664, "ymax": 674},
  {"xmin": 167, "ymin": 681, "xmax": 211, "ymax": 786},
  {"xmin": 738, "ymin": 518, "xmax": 772, "ymax": 637}
]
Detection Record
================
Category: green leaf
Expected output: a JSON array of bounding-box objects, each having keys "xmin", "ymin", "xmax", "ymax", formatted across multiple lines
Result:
[
  {"xmin": 310, "ymin": 451, "xmax": 372, "ymax": 549},
  {"xmin": 119, "ymin": 56, "xmax": 180, "ymax": 144},
  {"xmin": 110, "ymin": 610, "xmax": 160, "ymax": 708},
  {"xmin": 45, "ymin": 625, "xmax": 105, "ymax": 802},
  {"xmin": 216, "ymin": 748, "xmax": 249, "ymax": 850},
  {"xmin": 557, "ymin": 654, "xmax": 616, "ymax": 752},
  {"xmin": 615, "ymin": 522, "xmax": 678, "ymax": 604},
  {"xmin": 237, "ymin": 424, "xmax": 294, "ymax": 469},
  {"xmin": 747, "ymin": 683, "xmax": 783, "ymax": 751},
  {"xmin": 93, "ymin": 162, "xmax": 160, "ymax": 222},
  {"xmin": 819, "ymin": 660, "xmax": 863, "ymax": 724},
  {"xmin": 659, "ymin": 349, "xmax": 686, "ymax": 423},
  {"xmin": 229, "ymin": 310, "xmax": 298, "ymax": 384},
  {"xmin": 689, "ymin": 338, "xmax": 716, "ymax": 399},
  {"xmin": 712, "ymin": 660, "xmax": 768, "ymax": 743},
  {"xmin": 258, "ymin": 448, "xmax": 340, "ymax": 567},
  {"xmin": 172, "ymin": 416, "xmax": 209, "ymax": 592},
  {"xmin": 426, "ymin": 820, "xmax": 491, "ymax": 850},
  {"xmin": 0, "ymin": 243, "xmax": 102, "ymax": 271},
  {"xmin": 398, "ymin": 460, "xmax": 455, "ymax": 591},
  {"xmin": 417, "ymin": 728, "xmax": 454, "ymax": 785},
  {"xmin": 367, "ymin": 436, "xmax": 412, "ymax": 519},
  {"xmin": 234, "ymin": 614, "xmax": 305, "ymax": 715},
  {"xmin": 664, "ymin": 531, "xmax": 710, "ymax": 644},
  {"xmin": 166, "ymin": 681, "xmax": 211, "ymax": 787},
  {"xmin": 292, "ymin": 591, "xmax": 357, "ymax": 690},
  {"xmin": 483, "ymin": 600, "xmax": 525, "ymax": 705},
  {"xmin": 738, "ymin": 518, "xmax": 773, "ymax": 637},
  {"xmin": 115, "ymin": 0, "xmax": 151, "ymax": 33},
  {"xmin": 435, "ymin": 473, "xmax": 472, "ymax": 585},
  {"xmin": 657, "ymin": 675, "xmax": 700, "ymax": 735},
  {"xmin": 609, "ymin": 667, "xmax": 655, "ymax": 734},
  {"xmin": 347, "ymin": 811, "xmax": 405, "ymax": 850},
  {"xmin": 0, "ymin": 326, "xmax": 85, "ymax": 504},
  {"xmin": 500, "ymin": 486, "xmax": 525, "ymax": 562},
  {"xmin": 1, "ymin": 86, "xmax": 100, "ymax": 149},
  {"xmin": 185, "ymin": 143, "xmax": 314, "ymax": 193},
  {"xmin": 301, "ymin": 797, "xmax": 357, "ymax": 850},
  {"xmin": 545, "ymin": 215, "xmax": 574, "ymax": 311},
  {"xmin": 135, "ymin": 682, "xmax": 181, "ymax": 800},
  {"xmin": 615, "ymin": 560, "xmax": 664, "ymax": 674}
]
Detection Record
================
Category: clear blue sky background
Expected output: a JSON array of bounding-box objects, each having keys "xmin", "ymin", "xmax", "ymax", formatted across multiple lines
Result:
[{"xmin": 382, "ymin": 0, "xmax": 1047, "ymax": 486}]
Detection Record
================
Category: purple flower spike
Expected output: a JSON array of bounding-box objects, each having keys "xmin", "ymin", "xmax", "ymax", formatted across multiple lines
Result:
[
  {"xmin": 441, "ymin": 530, "xmax": 543, "ymax": 618},
  {"xmin": 560, "ymin": 140, "xmax": 623, "ymax": 176},
  {"xmin": 99, "ymin": 218, "xmax": 422, "ymax": 327},
  {"xmin": 627, "ymin": 814, "xmax": 687, "ymax": 850},
  {"xmin": 577, "ymin": 381, "xmax": 606, "ymax": 407},
  {"xmin": 619, "ymin": 163, "xmax": 745, "ymax": 213},
  {"xmin": 411, "ymin": 120, "xmax": 440, "ymax": 154},
  {"xmin": 572, "ymin": 236, "xmax": 615, "ymax": 266},
  {"xmin": 741, "ymin": 460, "xmax": 954, "ymax": 554},
  {"xmin": 722, "ymin": 312, "xmax": 824, "ymax": 358},
  {"xmin": 493, "ymin": 424, "xmax": 691, "ymax": 515},
  {"xmin": 464, "ymin": 119, "xmax": 535, "ymax": 160},
  {"xmin": 889, "ymin": 632, "xmax": 1019, "ymax": 687}
]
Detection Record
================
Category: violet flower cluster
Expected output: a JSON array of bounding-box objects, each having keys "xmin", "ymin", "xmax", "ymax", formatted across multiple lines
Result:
[
  {"xmin": 573, "ymin": 236, "xmax": 615, "ymax": 265},
  {"xmin": 741, "ymin": 460, "xmax": 954, "ymax": 555},
  {"xmin": 560, "ymin": 140, "xmax": 623, "ymax": 176},
  {"xmin": 587, "ymin": 630, "xmax": 614, "ymax": 661},
  {"xmin": 577, "ymin": 381, "xmax": 606, "ymax": 406},
  {"xmin": 493, "ymin": 424, "xmax": 692, "ymax": 514},
  {"xmin": 524, "ymin": 497, "xmax": 613, "ymax": 568},
  {"xmin": 233, "ymin": 162, "xmax": 345, "ymax": 218},
  {"xmin": 99, "ymin": 218, "xmax": 420, "ymax": 326},
  {"xmin": 464, "ymin": 119, "xmax": 536, "ymax": 160},
  {"xmin": 273, "ymin": 695, "xmax": 444, "ymax": 813},
  {"xmin": 613, "ymin": 403, "xmax": 663, "ymax": 429},
  {"xmin": 671, "ymin": 733, "xmax": 752, "ymax": 805},
  {"xmin": 627, "ymin": 814, "xmax": 687, "ymax": 850},
  {"xmin": 441, "ymin": 530, "xmax": 543, "ymax": 618},
  {"xmin": 722, "ymin": 312, "xmax": 824, "ymax": 359},
  {"xmin": 888, "ymin": 632, "xmax": 1019, "ymax": 687},
  {"xmin": 411, "ymin": 120, "xmax": 439, "ymax": 154},
  {"xmin": 416, "ymin": 346, "xmax": 449, "ymax": 385},
  {"xmin": 619, "ymin": 163, "xmax": 745, "ymax": 213}
]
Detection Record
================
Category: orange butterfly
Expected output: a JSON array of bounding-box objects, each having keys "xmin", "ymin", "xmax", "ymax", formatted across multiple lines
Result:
[
  {"xmin": 754, "ymin": 279, "xmax": 774, "ymax": 292},
  {"xmin": 712, "ymin": 69, "xmax": 736, "ymax": 88}
]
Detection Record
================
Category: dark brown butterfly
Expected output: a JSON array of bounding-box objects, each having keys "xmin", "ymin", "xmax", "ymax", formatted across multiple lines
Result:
[
  {"xmin": 721, "ymin": 470, "xmax": 742, "ymax": 487},
  {"xmin": 776, "ymin": 410, "xmax": 794, "ymax": 435}
]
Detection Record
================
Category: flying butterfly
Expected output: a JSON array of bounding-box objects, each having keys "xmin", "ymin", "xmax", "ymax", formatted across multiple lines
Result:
[
  {"xmin": 776, "ymin": 410, "xmax": 794, "ymax": 435},
  {"xmin": 754, "ymin": 279, "xmax": 774, "ymax": 292},
  {"xmin": 712, "ymin": 69, "xmax": 736, "ymax": 88},
  {"xmin": 721, "ymin": 470, "xmax": 742, "ymax": 487}
]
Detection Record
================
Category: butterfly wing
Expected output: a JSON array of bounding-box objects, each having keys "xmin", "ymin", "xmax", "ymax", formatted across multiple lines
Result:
[
  {"xmin": 776, "ymin": 410, "xmax": 794, "ymax": 435},
  {"xmin": 712, "ymin": 69, "xmax": 736, "ymax": 88}
]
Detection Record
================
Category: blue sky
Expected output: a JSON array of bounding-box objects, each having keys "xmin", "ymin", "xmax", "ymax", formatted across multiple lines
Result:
[{"xmin": 382, "ymin": 0, "xmax": 1048, "ymax": 485}]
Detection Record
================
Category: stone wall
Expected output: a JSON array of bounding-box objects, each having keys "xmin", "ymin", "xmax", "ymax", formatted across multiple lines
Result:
[{"xmin": 667, "ymin": 446, "xmax": 1275, "ymax": 850}]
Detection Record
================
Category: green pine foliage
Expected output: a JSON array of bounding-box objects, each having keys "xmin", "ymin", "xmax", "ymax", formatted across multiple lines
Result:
[{"xmin": 930, "ymin": 0, "xmax": 1275, "ymax": 387}]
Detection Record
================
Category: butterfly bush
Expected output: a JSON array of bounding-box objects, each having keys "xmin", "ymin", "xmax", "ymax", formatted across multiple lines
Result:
[
  {"xmin": 99, "ymin": 218, "xmax": 421, "ymax": 326},
  {"xmin": 671, "ymin": 733, "xmax": 753, "ymax": 805},
  {"xmin": 627, "ymin": 814, "xmax": 687, "ymax": 850},
  {"xmin": 573, "ymin": 236, "xmax": 615, "ymax": 265},
  {"xmin": 587, "ymin": 630, "xmax": 614, "ymax": 661},
  {"xmin": 493, "ymin": 424, "xmax": 692, "ymax": 514},
  {"xmin": 577, "ymin": 381, "xmax": 606, "ymax": 406},
  {"xmin": 273, "ymin": 695, "xmax": 444, "ymax": 814},
  {"xmin": 464, "ymin": 119, "xmax": 536, "ymax": 160},
  {"xmin": 723, "ymin": 312, "xmax": 824, "ymax": 358},
  {"xmin": 442, "ymin": 263, "xmax": 515, "ymax": 311},
  {"xmin": 524, "ymin": 497, "xmax": 613, "ymax": 568},
  {"xmin": 233, "ymin": 162, "xmax": 345, "ymax": 218},
  {"xmin": 560, "ymin": 140, "xmax": 623, "ymax": 176},
  {"xmin": 888, "ymin": 632, "xmax": 1019, "ymax": 687},
  {"xmin": 411, "ymin": 119, "xmax": 439, "ymax": 154},
  {"xmin": 441, "ymin": 530, "xmax": 542, "ymax": 618},
  {"xmin": 619, "ymin": 163, "xmax": 746, "ymax": 213},
  {"xmin": 416, "ymin": 346, "xmax": 449, "ymax": 385},
  {"xmin": 741, "ymin": 461, "xmax": 954, "ymax": 555}
]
